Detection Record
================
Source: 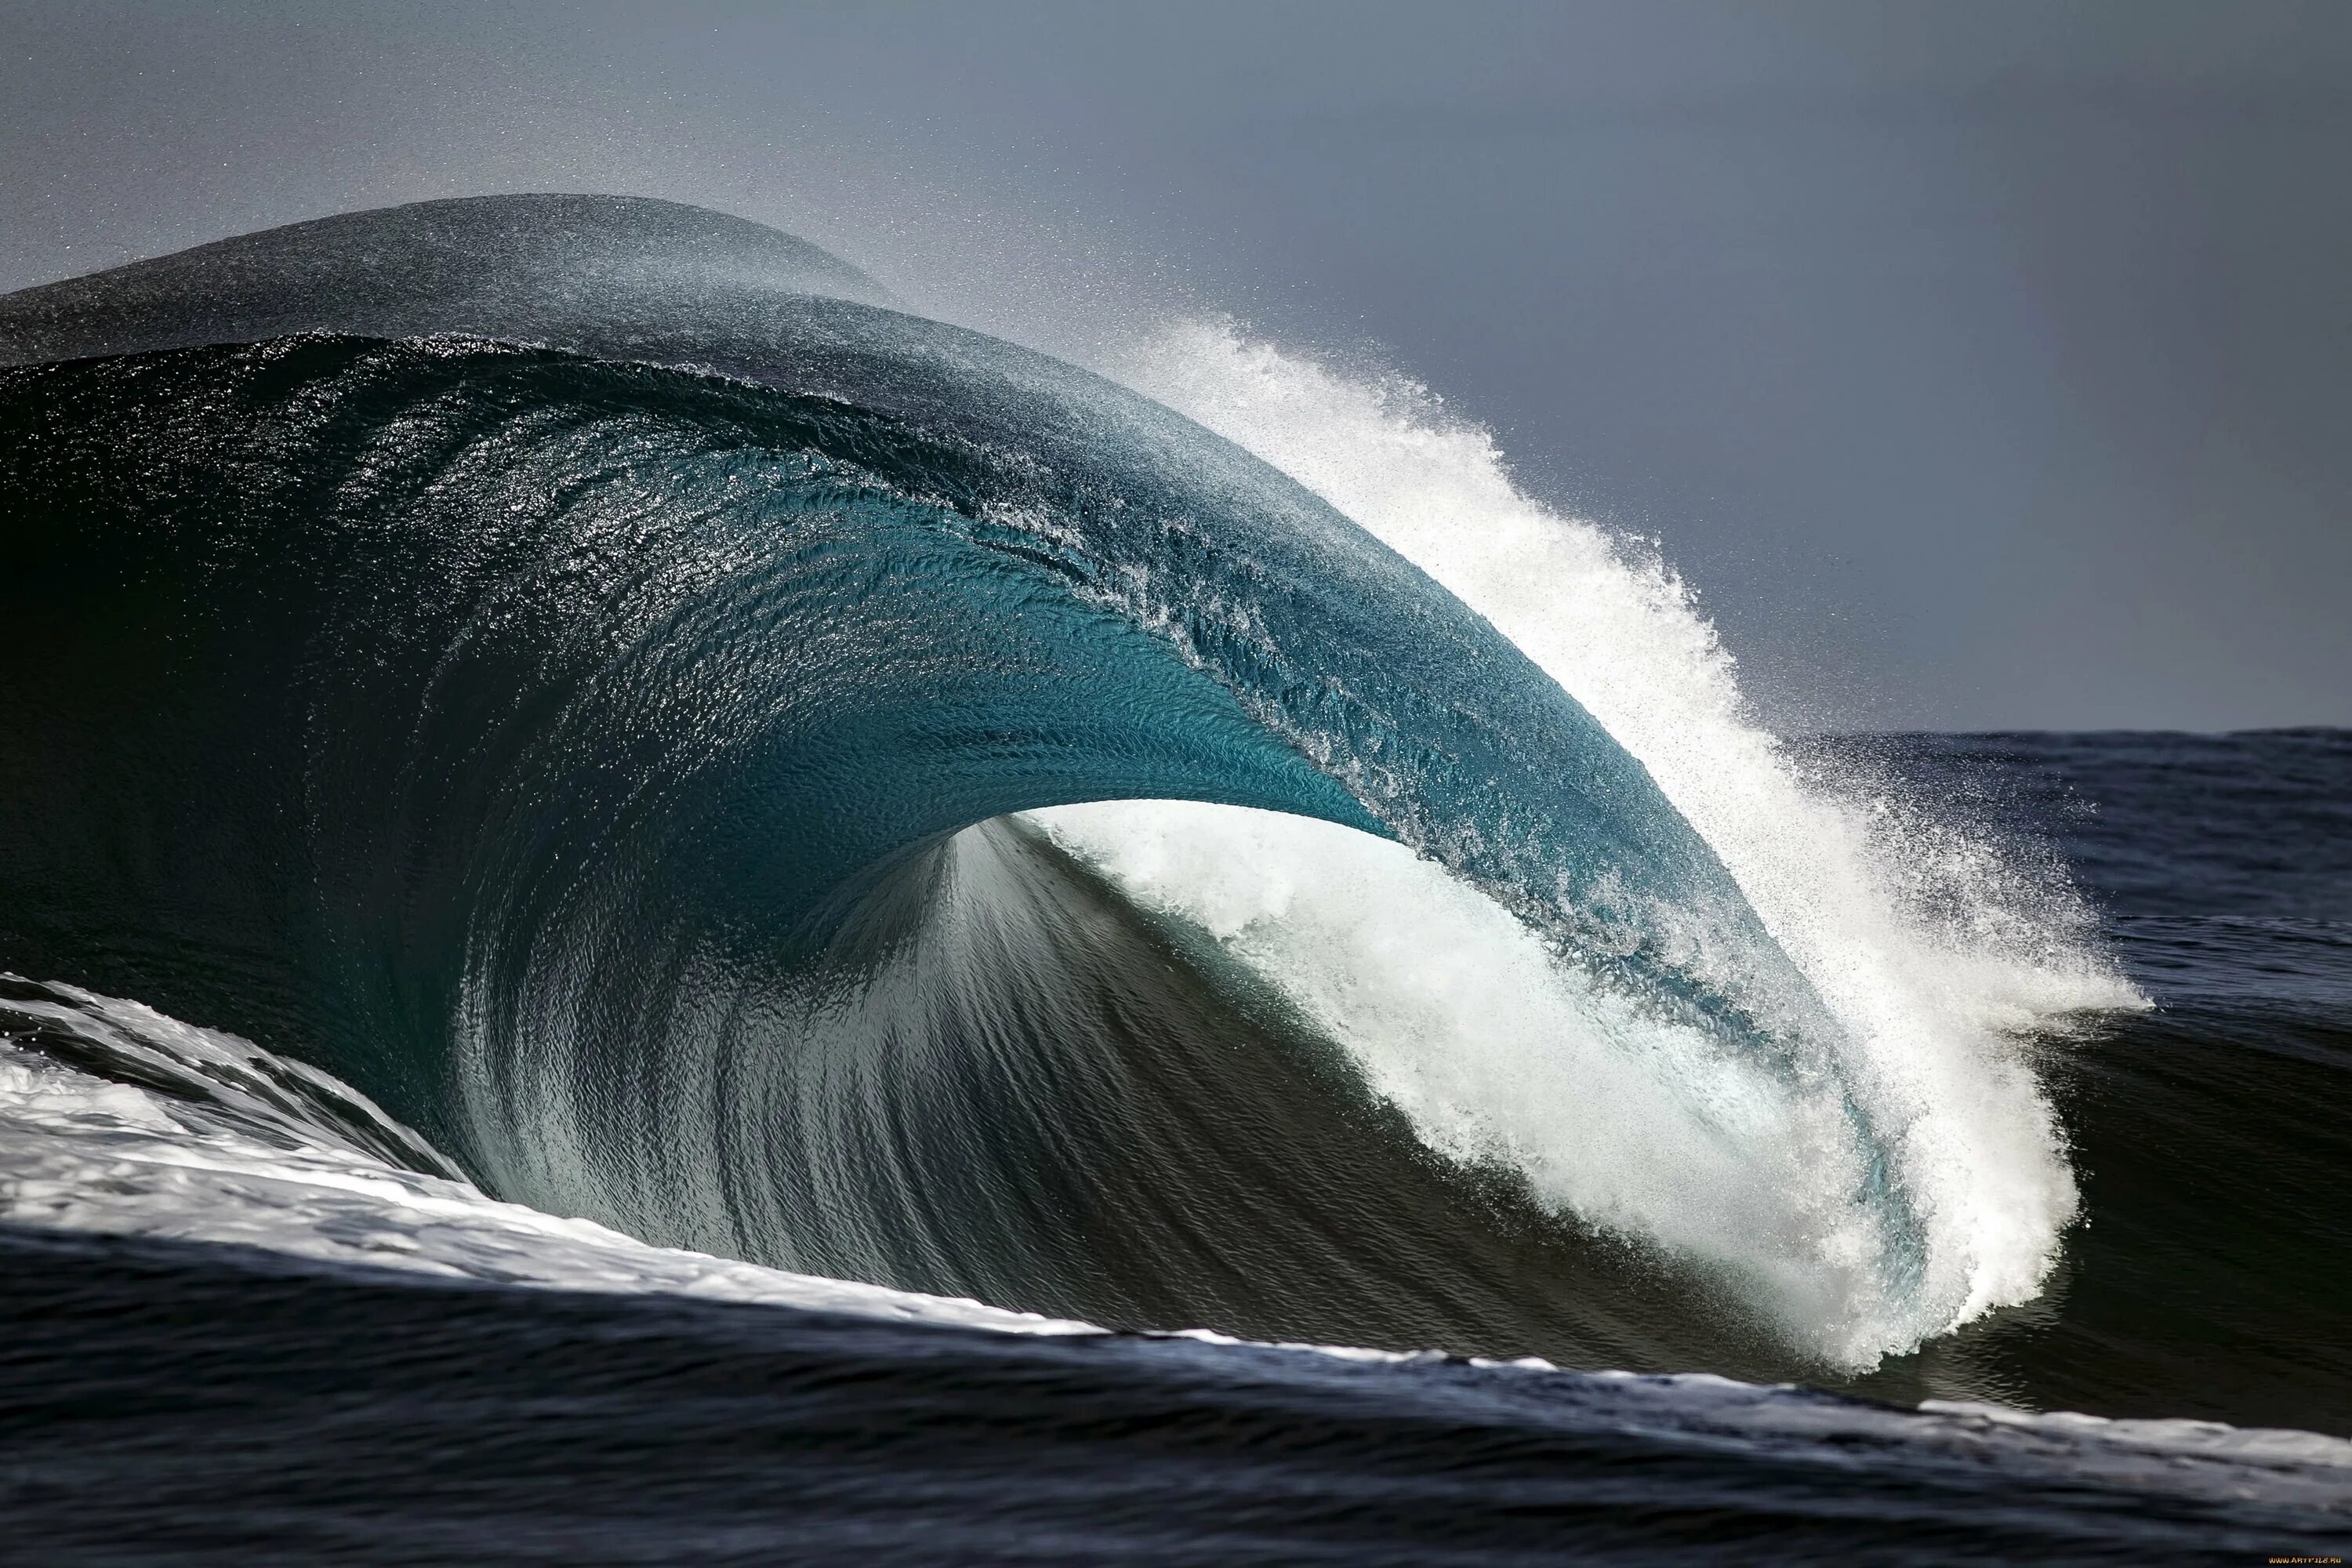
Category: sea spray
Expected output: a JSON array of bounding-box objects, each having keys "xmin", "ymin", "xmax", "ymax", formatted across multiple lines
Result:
[{"xmin": 1036, "ymin": 318, "xmax": 2143, "ymax": 1362}]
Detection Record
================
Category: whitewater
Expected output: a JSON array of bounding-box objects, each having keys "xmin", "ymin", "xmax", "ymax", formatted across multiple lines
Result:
[{"xmin": 1033, "ymin": 318, "xmax": 2138, "ymax": 1365}]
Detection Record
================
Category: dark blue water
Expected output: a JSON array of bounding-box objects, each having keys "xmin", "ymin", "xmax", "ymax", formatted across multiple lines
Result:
[{"xmin": 1826, "ymin": 731, "xmax": 2352, "ymax": 1433}]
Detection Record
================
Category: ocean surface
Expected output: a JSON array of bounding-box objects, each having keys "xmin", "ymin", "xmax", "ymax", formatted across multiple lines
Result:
[{"xmin": 0, "ymin": 198, "xmax": 2345, "ymax": 1563}]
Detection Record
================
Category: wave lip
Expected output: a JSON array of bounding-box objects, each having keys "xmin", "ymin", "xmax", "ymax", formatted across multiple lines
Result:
[{"xmin": 1100, "ymin": 318, "xmax": 2145, "ymax": 1355}]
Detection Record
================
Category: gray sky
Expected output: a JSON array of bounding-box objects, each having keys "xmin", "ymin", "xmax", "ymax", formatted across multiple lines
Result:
[{"xmin": 3, "ymin": 0, "xmax": 2347, "ymax": 730}]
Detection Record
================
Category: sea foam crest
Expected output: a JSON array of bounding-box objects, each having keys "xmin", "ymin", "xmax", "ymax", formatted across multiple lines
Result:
[{"xmin": 1036, "ymin": 318, "xmax": 2143, "ymax": 1367}]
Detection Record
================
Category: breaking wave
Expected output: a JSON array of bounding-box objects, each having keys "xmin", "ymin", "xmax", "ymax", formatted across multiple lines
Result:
[{"xmin": 0, "ymin": 195, "xmax": 2133, "ymax": 1374}]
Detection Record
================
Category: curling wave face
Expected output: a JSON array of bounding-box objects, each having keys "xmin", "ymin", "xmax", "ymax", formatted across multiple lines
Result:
[{"xmin": 0, "ymin": 197, "xmax": 2126, "ymax": 1371}]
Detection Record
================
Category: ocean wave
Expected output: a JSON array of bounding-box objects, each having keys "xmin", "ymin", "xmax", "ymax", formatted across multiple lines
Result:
[{"xmin": 0, "ymin": 196, "xmax": 2131, "ymax": 1370}]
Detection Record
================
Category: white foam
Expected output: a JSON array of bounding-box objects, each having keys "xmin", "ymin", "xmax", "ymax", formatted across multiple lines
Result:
[
  {"xmin": 0, "ymin": 982, "xmax": 1091, "ymax": 1337},
  {"xmin": 1032, "ymin": 800, "xmax": 1898, "ymax": 1359},
  {"xmin": 1033, "ymin": 318, "xmax": 2147, "ymax": 1366}
]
